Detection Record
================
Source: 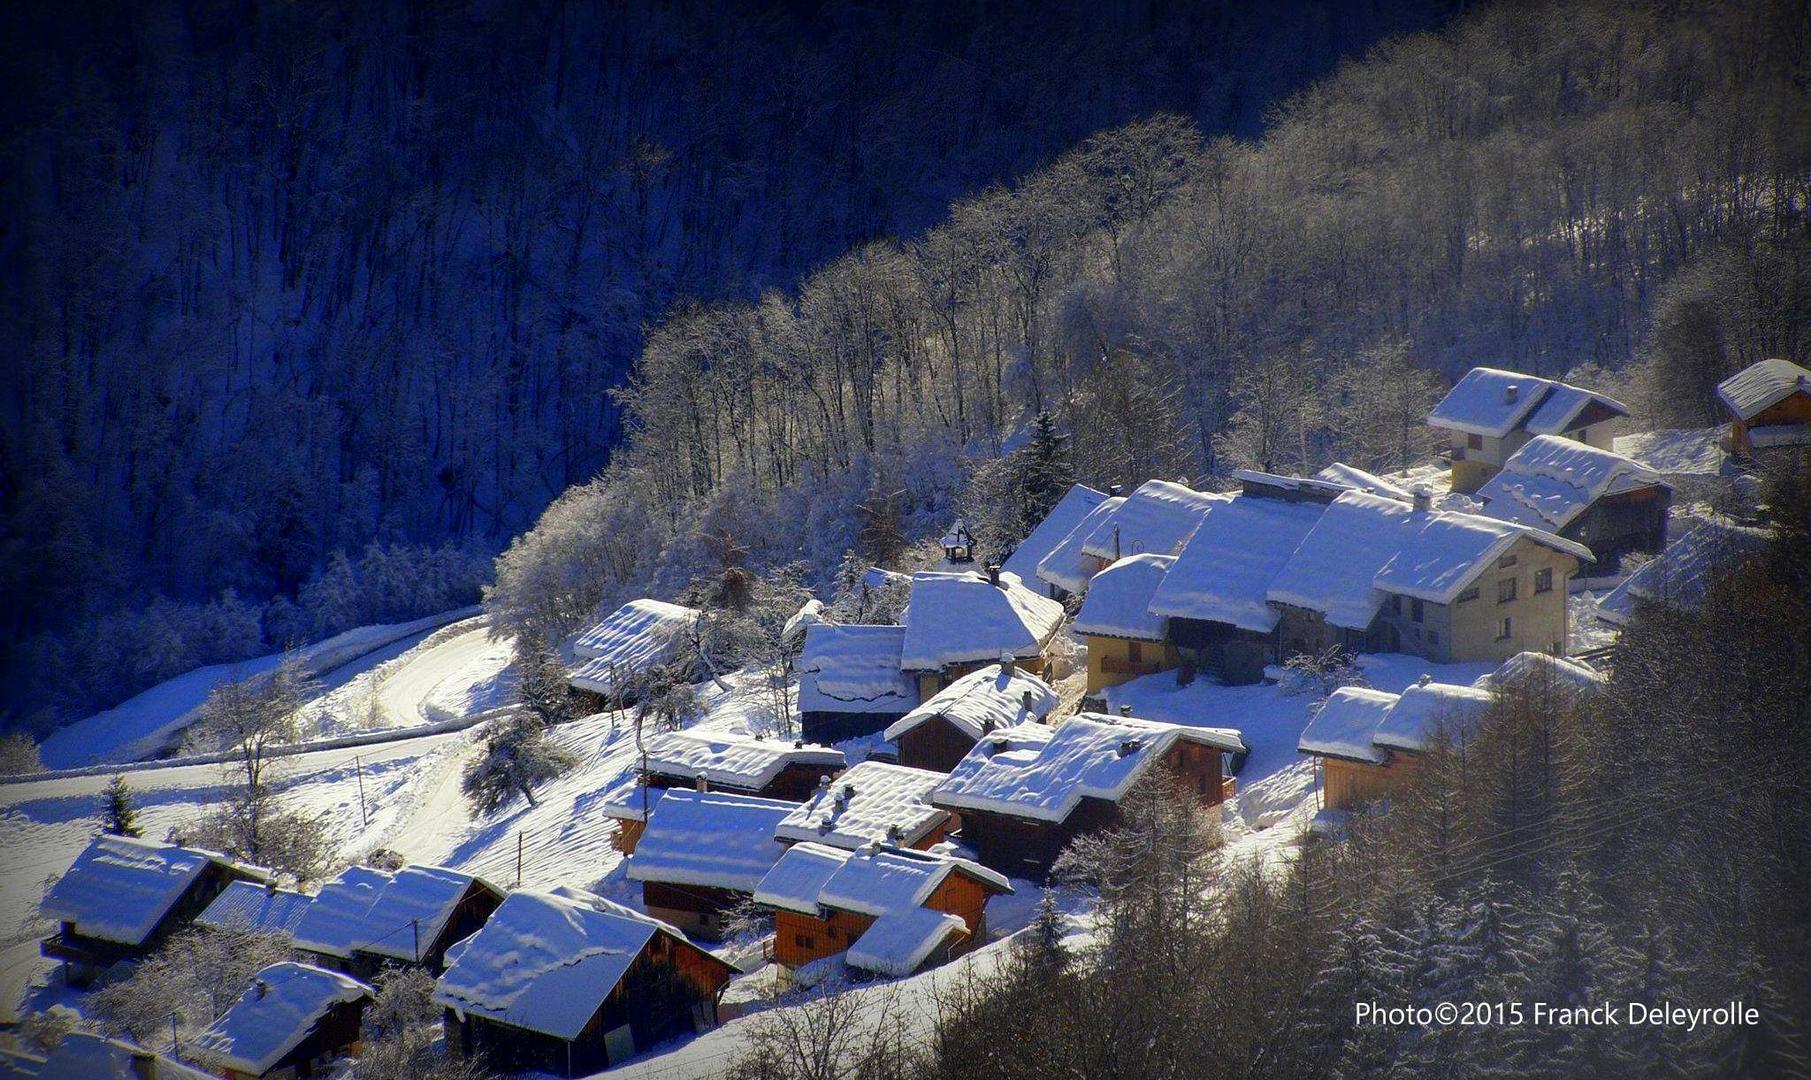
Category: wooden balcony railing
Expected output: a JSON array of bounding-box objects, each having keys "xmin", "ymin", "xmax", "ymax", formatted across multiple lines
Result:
[{"xmin": 1100, "ymin": 656, "xmax": 1164, "ymax": 676}]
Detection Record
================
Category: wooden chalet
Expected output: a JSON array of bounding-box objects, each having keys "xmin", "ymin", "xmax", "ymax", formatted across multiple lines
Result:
[
  {"xmin": 1476, "ymin": 435, "xmax": 1671, "ymax": 572},
  {"xmin": 795, "ymin": 623, "xmax": 918, "ymax": 743},
  {"xmin": 625, "ymin": 789, "xmax": 793, "ymax": 940},
  {"xmin": 930, "ymin": 713, "xmax": 1245, "ymax": 880},
  {"xmin": 753, "ymin": 841, "xmax": 1012, "ymax": 979},
  {"xmin": 602, "ymin": 731, "xmax": 845, "ymax": 854},
  {"xmin": 1718, "ymin": 357, "xmax": 1811, "ymax": 456},
  {"xmin": 1073, "ymin": 552, "xmax": 1179, "ymax": 693},
  {"xmin": 191, "ymin": 963, "xmax": 372, "ymax": 1080},
  {"xmin": 290, "ymin": 865, "xmax": 394, "ymax": 972},
  {"xmin": 565, "ymin": 598, "xmax": 698, "ymax": 710},
  {"xmin": 1297, "ymin": 678, "xmax": 1493, "ymax": 811},
  {"xmin": 346, "ymin": 864, "xmax": 503, "ymax": 976},
  {"xmin": 1427, "ymin": 367, "xmax": 1630, "ymax": 494},
  {"xmin": 883, "ymin": 662, "xmax": 1060, "ymax": 773},
  {"xmin": 774, "ymin": 761, "xmax": 957, "ymax": 852},
  {"xmin": 436, "ymin": 888, "xmax": 735, "ymax": 1078},
  {"xmin": 897, "ymin": 568, "xmax": 1066, "ymax": 698},
  {"xmin": 1034, "ymin": 479, "xmax": 1218, "ymax": 599},
  {"xmin": 38, "ymin": 834, "xmax": 268, "ymax": 985},
  {"xmin": 1000, "ymin": 483, "xmax": 1109, "ymax": 599}
]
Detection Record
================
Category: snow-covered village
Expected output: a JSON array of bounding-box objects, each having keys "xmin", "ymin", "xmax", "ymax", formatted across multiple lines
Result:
[{"xmin": 1, "ymin": 2, "xmax": 1808, "ymax": 1079}]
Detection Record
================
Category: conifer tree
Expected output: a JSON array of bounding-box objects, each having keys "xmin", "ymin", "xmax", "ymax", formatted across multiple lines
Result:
[
  {"xmin": 1015, "ymin": 410, "xmax": 1075, "ymax": 534},
  {"xmin": 100, "ymin": 774, "xmax": 141, "ymax": 837}
]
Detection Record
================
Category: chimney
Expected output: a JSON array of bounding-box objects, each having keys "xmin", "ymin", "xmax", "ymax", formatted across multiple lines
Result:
[
  {"xmin": 265, "ymin": 877, "xmax": 278, "ymax": 894},
  {"xmin": 1118, "ymin": 704, "xmax": 1132, "ymax": 717},
  {"xmin": 793, "ymin": 738, "xmax": 803, "ymax": 749},
  {"xmin": 987, "ymin": 564, "xmax": 1002, "ymax": 587},
  {"xmin": 1412, "ymin": 487, "xmax": 1433, "ymax": 513},
  {"xmin": 842, "ymin": 782, "xmax": 857, "ymax": 800},
  {"xmin": 1505, "ymin": 383, "xmax": 1520, "ymax": 404},
  {"xmin": 1418, "ymin": 673, "xmax": 1432, "ymax": 686},
  {"xmin": 696, "ymin": 775, "xmax": 710, "ymax": 793},
  {"xmin": 254, "ymin": 979, "xmax": 269, "ymax": 1000},
  {"xmin": 1117, "ymin": 738, "xmax": 1142, "ymax": 758},
  {"xmin": 885, "ymin": 824, "xmax": 904, "ymax": 845},
  {"xmin": 1108, "ymin": 483, "xmax": 1124, "ymax": 496},
  {"xmin": 1021, "ymin": 690, "xmax": 1034, "ymax": 712}
]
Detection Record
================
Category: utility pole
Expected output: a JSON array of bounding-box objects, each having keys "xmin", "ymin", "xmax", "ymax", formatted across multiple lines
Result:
[
  {"xmin": 354, "ymin": 755, "xmax": 369, "ymax": 829},
  {"xmin": 516, "ymin": 831, "xmax": 524, "ymax": 887},
  {"xmin": 412, "ymin": 918, "xmax": 420, "ymax": 964}
]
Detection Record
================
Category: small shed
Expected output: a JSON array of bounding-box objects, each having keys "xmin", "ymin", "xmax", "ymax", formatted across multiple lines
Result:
[
  {"xmin": 1476, "ymin": 435, "xmax": 1671, "ymax": 572},
  {"xmin": 625, "ymin": 789, "xmax": 794, "ymax": 940},
  {"xmin": 774, "ymin": 761, "xmax": 956, "ymax": 852},
  {"xmin": 899, "ymin": 570, "xmax": 1066, "ymax": 697},
  {"xmin": 931, "ymin": 714, "xmax": 1246, "ymax": 879},
  {"xmin": 795, "ymin": 624, "xmax": 918, "ymax": 742},
  {"xmin": 753, "ymin": 841, "xmax": 1011, "ymax": 976},
  {"xmin": 884, "ymin": 663, "xmax": 1060, "ymax": 773},
  {"xmin": 436, "ymin": 887, "xmax": 735, "ymax": 1078},
  {"xmin": 566, "ymin": 599, "xmax": 699, "ymax": 709},
  {"xmin": 38, "ymin": 835, "xmax": 267, "ymax": 984},
  {"xmin": 1073, "ymin": 553, "xmax": 1178, "ymax": 692},
  {"xmin": 291, "ymin": 866, "xmax": 394, "ymax": 971},
  {"xmin": 347, "ymin": 865, "xmax": 503, "ymax": 975},
  {"xmin": 1717, "ymin": 357, "xmax": 1811, "ymax": 455},
  {"xmin": 194, "ymin": 880, "xmax": 313, "ymax": 938},
  {"xmin": 192, "ymin": 963, "xmax": 372, "ymax": 1080}
]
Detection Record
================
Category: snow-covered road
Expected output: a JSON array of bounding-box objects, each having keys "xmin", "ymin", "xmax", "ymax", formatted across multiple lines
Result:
[{"xmin": 375, "ymin": 622, "xmax": 516, "ymax": 727}]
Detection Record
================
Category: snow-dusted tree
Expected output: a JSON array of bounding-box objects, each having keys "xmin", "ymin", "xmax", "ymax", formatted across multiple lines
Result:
[
  {"xmin": 1326, "ymin": 341, "xmax": 1443, "ymax": 473},
  {"xmin": 727, "ymin": 984, "xmax": 916, "ymax": 1080},
  {"xmin": 516, "ymin": 638, "xmax": 574, "ymax": 729},
  {"xmin": 100, "ymin": 775, "xmax": 141, "ymax": 837},
  {"xmin": 0, "ymin": 731, "xmax": 43, "ymax": 775},
  {"xmin": 348, "ymin": 968, "xmax": 496, "ymax": 1080},
  {"xmin": 461, "ymin": 713, "xmax": 577, "ymax": 814},
  {"xmin": 1212, "ymin": 348, "xmax": 1325, "ymax": 475},
  {"xmin": 1016, "ymin": 410, "xmax": 1076, "ymax": 534},
  {"xmin": 87, "ymin": 927, "xmax": 291, "ymax": 1048}
]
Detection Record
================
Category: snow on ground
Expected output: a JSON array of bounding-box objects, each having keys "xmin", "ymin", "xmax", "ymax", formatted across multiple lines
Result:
[
  {"xmin": 1614, "ymin": 427, "xmax": 1727, "ymax": 476},
  {"xmin": 36, "ymin": 609, "xmax": 477, "ymax": 770},
  {"xmin": 1568, "ymin": 591, "xmax": 1620, "ymax": 655},
  {"xmin": 376, "ymin": 619, "xmax": 518, "ymax": 726}
]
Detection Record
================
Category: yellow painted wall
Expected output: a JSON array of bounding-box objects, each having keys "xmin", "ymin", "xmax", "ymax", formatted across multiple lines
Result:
[
  {"xmin": 1377, "ymin": 536, "xmax": 1577, "ymax": 664},
  {"xmin": 1084, "ymin": 635, "xmax": 1179, "ymax": 692}
]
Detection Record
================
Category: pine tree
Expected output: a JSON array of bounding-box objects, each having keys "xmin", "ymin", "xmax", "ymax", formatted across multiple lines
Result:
[
  {"xmin": 1018, "ymin": 891, "xmax": 1069, "ymax": 982},
  {"xmin": 1014, "ymin": 410, "xmax": 1075, "ymax": 534},
  {"xmin": 100, "ymin": 774, "xmax": 141, "ymax": 837}
]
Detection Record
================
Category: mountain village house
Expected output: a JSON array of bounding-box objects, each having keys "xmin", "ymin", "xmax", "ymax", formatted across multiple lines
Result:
[
  {"xmin": 898, "ymin": 568, "xmax": 1066, "ymax": 697},
  {"xmin": 753, "ymin": 841, "xmax": 1012, "ymax": 980},
  {"xmin": 795, "ymin": 623, "xmax": 918, "ymax": 743},
  {"xmin": 291, "ymin": 866, "xmax": 394, "ymax": 973},
  {"xmin": 1035, "ymin": 479, "xmax": 1216, "ymax": 598},
  {"xmin": 773, "ymin": 760, "xmax": 957, "ymax": 852},
  {"xmin": 1475, "ymin": 435, "xmax": 1671, "ymax": 572},
  {"xmin": 883, "ymin": 663, "xmax": 1061, "ymax": 773},
  {"xmin": 1426, "ymin": 367, "xmax": 1630, "ymax": 494},
  {"xmin": 1297, "ymin": 678, "xmax": 1494, "ymax": 811},
  {"xmin": 193, "ymin": 879, "xmax": 314, "ymax": 938},
  {"xmin": 435, "ymin": 888, "xmax": 735, "ymax": 1078},
  {"xmin": 931, "ymin": 713, "xmax": 1246, "ymax": 879},
  {"xmin": 0, "ymin": 1033, "xmax": 218, "ymax": 1080},
  {"xmin": 601, "ymin": 731, "xmax": 845, "ymax": 853},
  {"xmin": 38, "ymin": 835, "xmax": 268, "ymax": 985},
  {"xmin": 625, "ymin": 789, "xmax": 794, "ymax": 940},
  {"xmin": 1073, "ymin": 553, "xmax": 1179, "ymax": 693},
  {"xmin": 999, "ymin": 483, "xmax": 1109, "ymax": 598},
  {"xmin": 345, "ymin": 865, "xmax": 504, "ymax": 977},
  {"xmin": 191, "ymin": 963, "xmax": 373, "ymax": 1080},
  {"xmin": 1717, "ymin": 357, "xmax": 1811, "ymax": 456},
  {"xmin": 565, "ymin": 599, "xmax": 699, "ymax": 711},
  {"xmin": 1595, "ymin": 518, "xmax": 1773, "ymax": 629}
]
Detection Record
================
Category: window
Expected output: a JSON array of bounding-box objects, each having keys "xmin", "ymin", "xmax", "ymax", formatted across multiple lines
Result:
[
  {"xmin": 1497, "ymin": 617, "xmax": 1512, "ymax": 641},
  {"xmin": 1534, "ymin": 568, "xmax": 1553, "ymax": 594},
  {"xmin": 1498, "ymin": 577, "xmax": 1518, "ymax": 603},
  {"xmin": 1428, "ymin": 630, "xmax": 1440, "ymax": 647},
  {"xmin": 1411, "ymin": 598, "xmax": 1424, "ymax": 623},
  {"xmin": 1127, "ymin": 640, "xmax": 1143, "ymax": 663},
  {"xmin": 1498, "ymin": 554, "xmax": 1518, "ymax": 568},
  {"xmin": 1467, "ymin": 433, "xmax": 1483, "ymax": 450},
  {"xmin": 1457, "ymin": 586, "xmax": 1480, "ymax": 603},
  {"xmin": 795, "ymin": 932, "xmax": 815, "ymax": 949}
]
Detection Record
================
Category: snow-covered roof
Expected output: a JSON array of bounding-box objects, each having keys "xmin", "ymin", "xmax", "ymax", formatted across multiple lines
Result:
[
  {"xmin": 641, "ymin": 730, "xmax": 845, "ymax": 790},
  {"xmin": 1476, "ymin": 435, "xmax": 1666, "ymax": 531},
  {"xmin": 291, "ymin": 866, "xmax": 392, "ymax": 959},
  {"xmin": 1035, "ymin": 494, "xmax": 1125, "ymax": 593},
  {"xmin": 1073, "ymin": 554, "xmax": 1173, "ymax": 641},
  {"xmin": 433, "ymin": 887, "xmax": 711, "ymax": 1042},
  {"xmin": 39, "ymin": 835, "xmax": 252, "ymax": 946},
  {"xmin": 863, "ymin": 567, "xmax": 910, "ymax": 591},
  {"xmin": 1315, "ymin": 462, "xmax": 1412, "ymax": 501},
  {"xmin": 626, "ymin": 789, "xmax": 794, "ymax": 893},
  {"xmin": 796, "ymin": 624, "xmax": 916, "ymax": 716},
  {"xmin": 354, "ymin": 865, "xmax": 498, "ymax": 963},
  {"xmin": 192, "ymin": 963, "xmax": 371, "ymax": 1076},
  {"xmin": 1296, "ymin": 688, "xmax": 1398, "ymax": 764},
  {"xmin": 1374, "ymin": 510, "xmax": 1590, "ymax": 605},
  {"xmin": 883, "ymin": 663, "xmax": 1060, "ymax": 743},
  {"xmin": 1079, "ymin": 480, "xmax": 1220, "ymax": 561},
  {"xmin": 775, "ymin": 761, "xmax": 951, "ymax": 849},
  {"xmin": 1475, "ymin": 652, "xmax": 1607, "ymax": 699},
  {"xmin": 753, "ymin": 841, "xmax": 1008, "ymax": 920},
  {"xmin": 1001, "ymin": 484, "xmax": 1109, "ymax": 586},
  {"xmin": 1596, "ymin": 519, "xmax": 1772, "ymax": 626},
  {"xmin": 1717, "ymin": 358, "xmax": 1811, "ymax": 421},
  {"xmin": 1267, "ymin": 490, "xmax": 1419, "ymax": 629},
  {"xmin": 846, "ymin": 907, "xmax": 969, "ymax": 977},
  {"xmin": 29, "ymin": 1034, "xmax": 214, "ymax": 1080},
  {"xmin": 932, "ymin": 714, "xmax": 1245, "ymax": 823},
  {"xmin": 1372, "ymin": 681, "xmax": 1494, "ymax": 753},
  {"xmin": 1148, "ymin": 493, "xmax": 1325, "ymax": 632},
  {"xmin": 568, "ymin": 599, "xmax": 697, "ymax": 693},
  {"xmin": 1427, "ymin": 368, "xmax": 1627, "ymax": 438},
  {"xmin": 194, "ymin": 881, "xmax": 312, "ymax": 937},
  {"xmin": 898, "ymin": 571, "xmax": 1065, "ymax": 671}
]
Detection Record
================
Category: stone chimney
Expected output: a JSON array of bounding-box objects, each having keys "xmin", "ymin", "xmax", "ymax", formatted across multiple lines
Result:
[
  {"xmin": 986, "ymin": 564, "xmax": 1003, "ymax": 587},
  {"xmin": 696, "ymin": 775, "xmax": 710, "ymax": 793},
  {"xmin": 1412, "ymin": 487, "xmax": 1433, "ymax": 513},
  {"xmin": 1418, "ymin": 673, "xmax": 1432, "ymax": 686},
  {"xmin": 1119, "ymin": 704, "xmax": 1132, "ymax": 717},
  {"xmin": 1021, "ymin": 690, "xmax": 1034, "ymax": 712}
]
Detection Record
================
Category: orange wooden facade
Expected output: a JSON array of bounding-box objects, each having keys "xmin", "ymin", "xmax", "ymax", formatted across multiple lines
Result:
[
  {"xmin": 768, "ymin": 865, "xmax": 1001, "ymax": 970},
  {"xmin": 1318, "ymin": 752, "xmax": 1423, "ymax": 811}
]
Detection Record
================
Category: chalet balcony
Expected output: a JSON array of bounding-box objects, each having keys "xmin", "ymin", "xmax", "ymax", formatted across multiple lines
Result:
[
  {"xmin": 1100, "ymin": 656, "xmax": 1166, "ymax": 677},
  {"xmin": 1221, "ymin": 776, "xmax": 1237, "ymax": 801}
]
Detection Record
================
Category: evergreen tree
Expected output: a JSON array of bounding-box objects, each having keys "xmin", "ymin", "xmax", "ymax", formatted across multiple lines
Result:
[
  {"xmin": 518, "ymin": 639, "xmax": 576, "ymax": 728},
  {"xmin": 1018, "ymin": 892, "xmax": 1070, "ymax": 982},
  {"xmin": 100, "ymin": 774, "xmax": 141, "ymax": 837},
  {"xmin": 461, "ymin": 712, "xmax": 578, "ymax": 814},
  {"xmin": 1014, "ymin": 410, "xmax": 1076, "ymax": 534}
]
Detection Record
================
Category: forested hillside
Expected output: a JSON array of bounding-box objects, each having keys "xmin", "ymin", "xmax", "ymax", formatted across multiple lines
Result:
[
  {"xmin": 487, "ymin": 0, "xmax": 1810, "ymax": 645},
  {"xmin": 1, "ymin": 0, "xmax": 1456, "ymax": 724}
]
